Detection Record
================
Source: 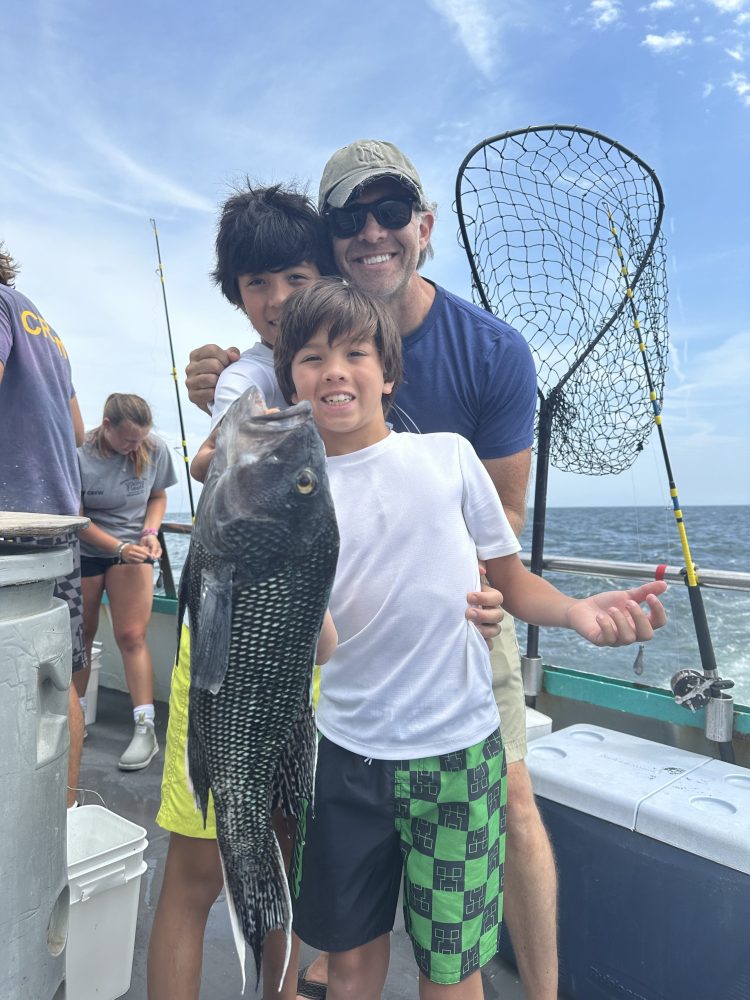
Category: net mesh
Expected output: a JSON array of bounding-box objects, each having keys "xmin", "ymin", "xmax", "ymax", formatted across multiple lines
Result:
[{"xmin": 456, "ymin": 126, "xmax": 669, "ymax": 475}]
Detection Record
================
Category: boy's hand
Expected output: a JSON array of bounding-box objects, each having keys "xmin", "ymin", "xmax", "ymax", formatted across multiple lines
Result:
[
  {"xmin": 185, "ymin": 345, "xmax": 240, "ymax": 413},
  {"xmin": 566, "ymin": 581, "xmax": 668, "ymax": 647},
  {"xmin": 467, "ymin": 563, "xmax": 504, "ymax": 650}
]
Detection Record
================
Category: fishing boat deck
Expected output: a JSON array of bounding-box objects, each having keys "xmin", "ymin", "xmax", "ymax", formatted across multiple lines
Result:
[{"xmin": 80, "ymin": 688, "xmax": 541, "ymax": 999}]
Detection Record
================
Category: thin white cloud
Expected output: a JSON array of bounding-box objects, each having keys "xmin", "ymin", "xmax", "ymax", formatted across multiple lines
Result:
[
  {"xmin": 642, "ymin": 30, "xmax": 693, "ymax": 50},
  {"xmin": 649, "ymin": 0, "xmax": 675, "ymax": 8},
  {"xmin": 728, "ymin": 70, "xmax": 750, "ymax": 102},
  {"xmin": 737, "ymin": 11, "xmax": 750, "ymax": 22},
  {"xmin": 590, "ymin": 0, "xmax": 622, "ymax": 27},
  {"xmin": 706, "ymin": 0, "xmax": 747, "ymax": 12},
  {"xmin": 669, "ymin": 331, "xmax": 750, "ymax": 397},
  {"xmin": 85, "ymin": 135, "xmax": 214, "ymax": 213},
  {"xmin": 426, "ymin": 0, "xmax": 498, "ymax": 76},
  {"xmin": 725, "ymin": 44, "xmax": 746, "ymax": 59},
  {"xmin": 703, "ymin": 81, "xmax": 716, "ymax": 94},
  {"xmin": 0, "ymin": 153, "xmax": 149, "ymax": 216}
]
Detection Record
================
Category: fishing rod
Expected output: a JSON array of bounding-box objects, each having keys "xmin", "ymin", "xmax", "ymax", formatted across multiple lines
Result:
[
  {"xmin": 150, "ymin": 218, "xmax": 195, "ymax": 521},
  {"xmin": 606, "ymin": 208, "xmax": 735, "ymax": 763}
]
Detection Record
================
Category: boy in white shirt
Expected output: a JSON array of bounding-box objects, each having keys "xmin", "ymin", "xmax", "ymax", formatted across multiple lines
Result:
[{"xmin": 274, "ymin": 278, "xmax": 667, "ymax": 1000}]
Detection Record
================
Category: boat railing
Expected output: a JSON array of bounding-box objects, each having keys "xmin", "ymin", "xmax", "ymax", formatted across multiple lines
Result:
[
  {"xmin": 158, "ymin": 522, "xmax": 750, "ymax": 598},
  {"xmin": 157, "ymin": 522, "xmax": 193, "ymax": 599},
  {"xmin": 515, "ymin": 554, "xmax": 750, "ymax": 592}
]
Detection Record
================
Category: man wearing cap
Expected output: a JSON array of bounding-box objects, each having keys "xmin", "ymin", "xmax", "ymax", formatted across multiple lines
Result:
[{"xmin": 185, "ymin": 141, "xmax": 557, "ymax": 1000}]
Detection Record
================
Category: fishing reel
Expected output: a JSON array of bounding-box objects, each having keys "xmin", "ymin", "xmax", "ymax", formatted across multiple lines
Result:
[
  {"xmin": 671, "ymin": 669, "xmax": 735, "ymax": 748},
  {"xmin": 670, "ymin": 669, "xmax": 734, "ymax": 712}
]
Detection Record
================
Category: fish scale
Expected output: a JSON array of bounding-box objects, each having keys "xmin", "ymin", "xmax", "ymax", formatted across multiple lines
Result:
[{"xmin": 177, "ymin": 388, "xmax": 339, "ymax": 989}]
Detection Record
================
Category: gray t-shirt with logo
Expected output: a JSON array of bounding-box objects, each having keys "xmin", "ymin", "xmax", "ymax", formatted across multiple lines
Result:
[{"xmin": 78, "ymin": 435, "xmax": 178, "ymax": 556}]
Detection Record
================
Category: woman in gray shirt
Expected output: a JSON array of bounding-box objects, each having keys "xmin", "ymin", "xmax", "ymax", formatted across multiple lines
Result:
[{"xmin": 76, "ymin": 393, "xmax": 177, "ymax": 770}]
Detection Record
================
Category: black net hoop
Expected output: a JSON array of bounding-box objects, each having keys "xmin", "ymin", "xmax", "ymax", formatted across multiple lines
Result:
[{"xmin": 456, "ymin": 125, "xmax": 669, "ymax": 476}]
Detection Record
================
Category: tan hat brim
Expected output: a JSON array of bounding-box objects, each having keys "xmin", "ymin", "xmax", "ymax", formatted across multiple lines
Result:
[{"xmin": 323, "ymin": 170, "xmax": 422, "ymax": 210}]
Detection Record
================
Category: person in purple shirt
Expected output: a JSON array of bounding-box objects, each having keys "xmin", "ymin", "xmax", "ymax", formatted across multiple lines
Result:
[
  {"xmin": 185, "ymin": 141, "xmax": 556, "ymax": 1000},
  {"xmin": 0, "ymin": 242, "xmax": 85, "ymax": 811}
]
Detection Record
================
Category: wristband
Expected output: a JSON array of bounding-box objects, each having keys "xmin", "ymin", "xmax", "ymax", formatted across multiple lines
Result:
[
  {"xmin": 115, "ymin": 541, "xmax": 127, "ymax": 562},
  {"xmin": 140, "ymin": 528, "xmax": 159, "ymax": 537}
]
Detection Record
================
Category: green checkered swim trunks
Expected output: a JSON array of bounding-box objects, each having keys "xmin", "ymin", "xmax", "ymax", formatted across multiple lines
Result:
[{"xmin": 291, "ymin": 729, "xmax": 507, "ymax": 985}]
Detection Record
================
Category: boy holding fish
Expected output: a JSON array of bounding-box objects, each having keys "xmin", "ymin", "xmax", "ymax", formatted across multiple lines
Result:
[
  {"xmin": 272, "ymin": 277, "xmax": 667, "ymax": 1000},
  {"xmin": 148, "ymin": 185, "xmax": 503, "ymax": 1000}
]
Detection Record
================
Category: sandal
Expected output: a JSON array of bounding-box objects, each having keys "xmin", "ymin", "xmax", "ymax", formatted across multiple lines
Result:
[{"xmin": 297, "ymin": 964, "xmax": 328, "ymax": 1000}]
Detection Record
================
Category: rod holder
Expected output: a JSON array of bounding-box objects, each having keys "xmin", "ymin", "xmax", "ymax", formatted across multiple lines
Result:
[
  {"xmin": 521, "ymin": 655, "xmax": 544, "ymax": 698},
  {"xmin": 705, "ymin": 693, "xmax": 734, "ymax": 745}
]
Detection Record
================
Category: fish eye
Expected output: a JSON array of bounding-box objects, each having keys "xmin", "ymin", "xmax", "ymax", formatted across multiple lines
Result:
[{"xmin": 295, "ymin": 469, "xmax": 317, "ymax": 495}]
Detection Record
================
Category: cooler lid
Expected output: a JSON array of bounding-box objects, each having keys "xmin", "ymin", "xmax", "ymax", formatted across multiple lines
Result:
[
  {"xmin": 527, "ymin": 724, "xmax": 709, "ymax": 829},
  {"xmin": 636, "ymin": 759, "xmax": 750, "ymax": 875}
]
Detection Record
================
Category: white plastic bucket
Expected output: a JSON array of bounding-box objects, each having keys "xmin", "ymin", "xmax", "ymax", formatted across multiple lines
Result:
[
  {"xmin": 84, "ymin": 643, "xmax": 102, "ymax": 726},
  {"xmin": 66, "ymin": 805, "xmax": 148, "ymax": 1000}
]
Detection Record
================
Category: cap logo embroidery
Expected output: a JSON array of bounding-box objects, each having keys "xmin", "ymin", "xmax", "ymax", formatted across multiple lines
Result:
[{"xmin": 354, "ymin": 142, "xmax": 386, "ymax": 164}]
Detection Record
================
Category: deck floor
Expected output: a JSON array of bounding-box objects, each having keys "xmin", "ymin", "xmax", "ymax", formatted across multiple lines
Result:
[{"xmin": 78, "ymin": 688, "xmax": 534, "ymax": 999}]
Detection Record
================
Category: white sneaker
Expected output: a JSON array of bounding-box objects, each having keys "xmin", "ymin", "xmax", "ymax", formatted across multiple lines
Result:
[{"xmin": 118, "ymin": 712, "xmax": 158, "ymax": 771}]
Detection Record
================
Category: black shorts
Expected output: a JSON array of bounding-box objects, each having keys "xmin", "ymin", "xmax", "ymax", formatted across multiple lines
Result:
[
  {"xmin": 80, "ymin": 554, "xmax": 120, "ymax": 577},
  {"xmin": 291, "ymin": 731, "xmax": 507, "ymax": 985}
]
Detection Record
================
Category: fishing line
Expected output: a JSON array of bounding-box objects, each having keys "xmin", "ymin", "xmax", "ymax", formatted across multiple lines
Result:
[
  {"xmin": 628, "ymin": 469, "xmax": 648, "ymax": 676},
  {"xmin": 150, "ymin": 219, "xmax": 196, "ymax": 521}
]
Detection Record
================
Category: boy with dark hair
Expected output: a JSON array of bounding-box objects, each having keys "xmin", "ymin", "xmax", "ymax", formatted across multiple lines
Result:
[
  {"xmin": 203, "ymin": 183, "xmax": 335, "ymax": 444},
  {"xmin": 148, "ymin": 183, "xmax": 336, "ymax": 1000},
  {"xmin": 275, "ymin": 278, "xmax": 667, "ymax": 1000},
  {"xmin": 148, "ymin": 189, "xmax": 504, "ymax": 1000}
]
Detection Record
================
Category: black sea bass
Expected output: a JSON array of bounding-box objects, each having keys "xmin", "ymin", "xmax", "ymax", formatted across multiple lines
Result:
[{"xmin": 177, "ymin": 387, "xmax": 339, "ymax": 988}]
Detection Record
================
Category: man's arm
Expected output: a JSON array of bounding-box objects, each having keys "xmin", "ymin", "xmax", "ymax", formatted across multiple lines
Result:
[
  {"xmin": 0, "ymin": 359, "xmax": 4, "ymax": 384},
  {"xmin": 185, "ymin": 345, "xmax": 240, "ymax": 414},
  {"xmin": 481, "ymin": 447, "xmax": 532, "ymax": 538},
  {"xmin": 69, "ymin": 395, "xmax": 85, "ymax": 446}
]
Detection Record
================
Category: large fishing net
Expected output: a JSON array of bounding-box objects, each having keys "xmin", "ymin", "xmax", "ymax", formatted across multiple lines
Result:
[{"xmin": 456, "ymin": 125, "xmax": 669, "ymax": 476}]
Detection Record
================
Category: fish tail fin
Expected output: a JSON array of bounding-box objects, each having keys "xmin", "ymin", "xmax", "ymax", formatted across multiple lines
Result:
[
  {"xmin": 222, "ymin": 831, "xmax": 292, "ymax": 991},
  {"xmin": 185, "ymin": 702, "xmax": 211, "ymax": 824},
  {"xmin": 272, "ymin": 703, "xmax": 317, "ymax": 817}
]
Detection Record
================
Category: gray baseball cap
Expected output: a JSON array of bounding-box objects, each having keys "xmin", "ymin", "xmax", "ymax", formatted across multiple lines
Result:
[{"xmin": 319, "ymin": 140, "xmax": 426, "ymax": 211}]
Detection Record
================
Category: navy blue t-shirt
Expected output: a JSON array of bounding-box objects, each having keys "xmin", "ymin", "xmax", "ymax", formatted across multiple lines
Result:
[
  {"xmin": 389, "ymin": 283, "xmax": 537, "ymax": 459},
  {"xmin": 0, "ymin": 284, "xmax": 81, "ymax": 516}
]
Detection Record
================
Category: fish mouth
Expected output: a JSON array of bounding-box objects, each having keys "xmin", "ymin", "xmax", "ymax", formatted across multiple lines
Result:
[
  {"xmin": 211, "ymin": 396, "xmax": 319, "ymax": 477},
  {"xmin": 250, "ymin": 400, "xmax": 313, "ymax": 426}
]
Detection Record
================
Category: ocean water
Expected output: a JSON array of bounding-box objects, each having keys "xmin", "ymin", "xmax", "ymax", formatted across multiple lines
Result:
[{"xmin": 161, "ymin": 505, "xmax": 750, "ymax": 706}]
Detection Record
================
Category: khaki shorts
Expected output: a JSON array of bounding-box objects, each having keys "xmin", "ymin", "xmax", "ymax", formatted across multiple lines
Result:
[{"xmin": 490, "ymin": 614, "xmax": 527, "ymax": 764}]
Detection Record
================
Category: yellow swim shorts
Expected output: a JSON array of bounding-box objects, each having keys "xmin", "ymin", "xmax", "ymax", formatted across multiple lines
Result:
[{"xmin": 156, "ymin": 624, "xmax": 322, "ymax": 838}]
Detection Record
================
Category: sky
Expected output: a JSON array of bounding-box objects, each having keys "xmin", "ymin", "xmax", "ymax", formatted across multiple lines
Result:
[{"xmin": 2, "ymin": 0, "xmax": 749, "ymax": 516}]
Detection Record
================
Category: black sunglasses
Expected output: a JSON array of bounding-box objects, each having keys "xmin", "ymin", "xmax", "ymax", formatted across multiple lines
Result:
[{"xmin": 326, "ymin": 196, "xmax": 415, "ymax": 239}]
